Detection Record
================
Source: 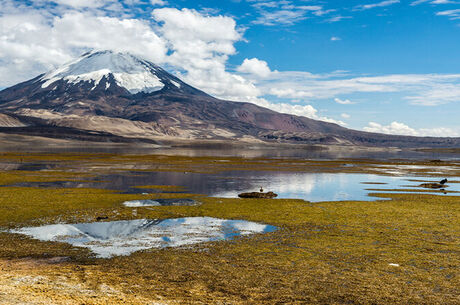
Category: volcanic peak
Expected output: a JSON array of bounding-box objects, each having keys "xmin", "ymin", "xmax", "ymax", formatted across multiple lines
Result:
[{"xmin": 39, "ymin": 50, "xmax": 177, "ymax": 94}]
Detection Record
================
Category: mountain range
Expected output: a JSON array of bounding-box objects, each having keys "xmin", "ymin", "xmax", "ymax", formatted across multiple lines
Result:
[{"xmin": 0, "ymin": 50, "xmax": 458, "ymax": 148}]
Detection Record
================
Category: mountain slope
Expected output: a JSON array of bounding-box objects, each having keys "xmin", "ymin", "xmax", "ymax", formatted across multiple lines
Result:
[{"xmin": 0, "ymin": 50, "xmax": 459, "ymax": 148}]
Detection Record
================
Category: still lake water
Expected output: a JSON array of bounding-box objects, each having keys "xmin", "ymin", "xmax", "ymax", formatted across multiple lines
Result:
[
  {"xmin": 18, "ymin": 170, "xmax": 458, "ymax": 202},
  {"xmin": 2, "ymin": 147, "xmax": 458, "ymax": 201},
  {"xmin": 127, "ymin": 171, "xmax": 459, "ymax": 201}
]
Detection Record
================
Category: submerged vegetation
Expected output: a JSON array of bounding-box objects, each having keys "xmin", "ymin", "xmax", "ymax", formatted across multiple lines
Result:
[{"xmin": 0, "ymin": 152, "xmax": 458, "ymax": 304}]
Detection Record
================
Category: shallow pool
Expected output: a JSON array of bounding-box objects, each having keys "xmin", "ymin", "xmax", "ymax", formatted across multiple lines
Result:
[{"xmin": 10, "ymin": 217, "xmax": 277, "ymax": 258}]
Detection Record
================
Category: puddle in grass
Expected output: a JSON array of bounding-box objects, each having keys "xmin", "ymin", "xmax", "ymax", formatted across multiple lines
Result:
[{"xmin": 9, "ymin": 217, "xmax": 277, "ymax": 258}]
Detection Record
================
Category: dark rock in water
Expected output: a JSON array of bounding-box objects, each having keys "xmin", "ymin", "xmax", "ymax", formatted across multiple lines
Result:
[
  {"xmin": 238, "ymin": 191, "xmax": 278, "ymax": 199},
  {"xmin": 419, "ymin": 183, "xmax": 443, "ymax": 189},
  {"xmin": 419, "ymin": 179, "xmax": 448, "ymax": 189}
]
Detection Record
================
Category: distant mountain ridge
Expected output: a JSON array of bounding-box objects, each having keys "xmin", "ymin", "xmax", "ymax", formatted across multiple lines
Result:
[{"xmin": 0, "ymin": 50, "xmax": 459, "ymax": 148}]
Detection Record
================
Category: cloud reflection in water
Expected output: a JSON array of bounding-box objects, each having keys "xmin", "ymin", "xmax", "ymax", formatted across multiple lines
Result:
[{"xmin": 10, "ymin": 217, "xmax": 277, "ymax": 258}]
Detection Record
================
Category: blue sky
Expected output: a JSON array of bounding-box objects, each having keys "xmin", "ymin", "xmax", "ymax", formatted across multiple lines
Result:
[
  {"xmin": 0, "ymin": 0, "xmax": 459, "ymax": 136},
  {"xmin": 187, "ymin": 0, "xmax": 460, "ymax": 74}
]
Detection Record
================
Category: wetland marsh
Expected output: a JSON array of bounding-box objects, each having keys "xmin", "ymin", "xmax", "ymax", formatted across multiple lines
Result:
[{"xmin": 0, "ymin": 150, "xmax": 458, "ymax": 304}]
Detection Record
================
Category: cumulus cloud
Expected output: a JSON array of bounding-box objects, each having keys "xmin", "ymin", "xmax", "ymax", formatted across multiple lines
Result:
[
  {"xmin": 237, "ymin": 58, "xmax": 272, "ymax": 78},
  {"xmin": 364, "ymin": 121, "xmax": 460, "ymax": 137},
  {"xmin": 364, "ymin": 121, "xmax": 418, "ymax": 136},
  {"xmin": 151, "ymin": 8, "xmax": 261, "ymax": 102},
  {"xmin": 254, "ymin": 98, "xmax": 345, "ymax": 125},
  {"xmin": 0, "ymin": 8, "xmax": 167, "ymax": 86}
]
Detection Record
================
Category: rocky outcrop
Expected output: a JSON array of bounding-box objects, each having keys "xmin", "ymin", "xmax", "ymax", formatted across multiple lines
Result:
[{"xmin": 238, "ymin": 191, "xmax": 278, "ymax": 199}]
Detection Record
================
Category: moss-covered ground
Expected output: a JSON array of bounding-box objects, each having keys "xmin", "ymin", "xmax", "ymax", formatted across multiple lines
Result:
[{"xmin": 0, "ymin": 152, "xmax": 458, "ymax": 304}]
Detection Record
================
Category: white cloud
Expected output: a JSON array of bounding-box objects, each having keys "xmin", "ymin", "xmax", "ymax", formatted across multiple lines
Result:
[
  {"xmin": 327, "ymin": 16, "xmax": 352, "ymax": 23},
  {"xmin": 255, "ymin": 73, "xmax": 460, "ymax": 106},
  {"xmin": 268, "ymin": 87, "xmax": 314, "ymax": 99},
  {"xmin": 364, "ymin": 121, "xmax": 418, "ymax": 136},
  {"xmin": 237, "ymin": 58, "xmax": 272, "ymax": 78},
  {"xmin": 436, "ymin": 9, "xmax": 460, "ymax": 20},
  {"xmin": 431, "ymin": 0, "xmax": 456, "ymax": 3},
  {"xmin": 253, "ymin": 9, "xmax": 309, "ymax": 26},
  {"xmin": 330, "ymin": 36, "xmax": 341, "ymax": 41},
  {"xmin": 413, "ymin": 0, "xmax": 457, "ymax": 4},
  {"xmin": 411, "ymin": 0, "xmax": 430, "ymax": 5},
  {"xmin": 406, "ymin": 84, "xmax": 460, "ymax": 106},
  {"xmin": 150, "ymin": 0, "xmax": 167, "ymax": 6},
  {"xmin": 151, "ymin": 8, "xmax": 260, "ymax": 102},
  {"xmin": 250, "ymin": 1, "xmax": 278, "ymax": 9},
  {"xmin": 411, "ymin": 1, "xmax": 460, "ymax": 22},
  {"xmin": 341, "ymin": 113, "xmax": 351, "ymax": 119},
  {"xmin": 334, "ymin": 98, "xmax": 354, "ymax": 104},
  {"xmin": 253, "ymin": 98, "xmax": 345, "ymax": 125},
  {"xmin": 355, "ymin": 0, "xmax": 400, "ymax": 10},
  {"xmin": 152, "ymin": 8, "xmax": 241, "ymax": 49},
  {"xmin": 363, "ymin": 121, "xmax": 460, "ymax": 137},
  {"xmin": 0, "ymin": 10, "xmax": 168, "ymax": 86},
  {"xmin": 250, "ymin": 2, "xmax": 333, "ymax": 26},
  {"xmin": 48, "ymin": 0, "xmax": 109, "ymax": 8}
]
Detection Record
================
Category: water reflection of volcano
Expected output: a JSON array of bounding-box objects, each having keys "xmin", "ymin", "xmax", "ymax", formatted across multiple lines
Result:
[{"xmin": 10, "ymin": 217, "xmax": 277, "ymax": 258}]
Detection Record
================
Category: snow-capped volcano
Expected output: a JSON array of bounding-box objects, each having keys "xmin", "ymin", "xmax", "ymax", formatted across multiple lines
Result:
[
  {"xmin": 0, "ymin": 50, "xmax": 459, "ymax": 148},
  {"xmin": 40, "ymin": 50, "xmax": 182, "ymax": 94}
]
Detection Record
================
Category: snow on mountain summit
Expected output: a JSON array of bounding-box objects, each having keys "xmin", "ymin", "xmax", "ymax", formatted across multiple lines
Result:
[{"xmin": 40, "ymin": 50, "xmax": 173, "ymax": 94}]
